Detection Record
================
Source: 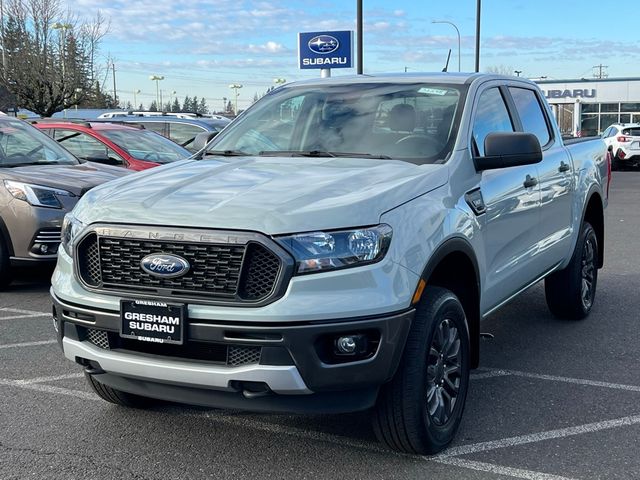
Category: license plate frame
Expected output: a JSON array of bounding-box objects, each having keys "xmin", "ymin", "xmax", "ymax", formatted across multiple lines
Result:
[{"xmin": 120, "ymin": 299, "xmax": 186, "ymax": 345}]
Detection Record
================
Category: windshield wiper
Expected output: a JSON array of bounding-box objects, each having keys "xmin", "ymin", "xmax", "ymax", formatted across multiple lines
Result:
[
  {"xmin": 258, "ymin": 150, "xmax": 336, "ymax": 157},
  {"xmin": 203, "ymin": 150, "xmax": 250, "ymax": 157},
  {"xmin": 258, "ymin": 150, "xmax": 392, "ymax": 159},
  {"xmin": 0, "ymin": 161, "xmax": 68, "ymax": 168}
]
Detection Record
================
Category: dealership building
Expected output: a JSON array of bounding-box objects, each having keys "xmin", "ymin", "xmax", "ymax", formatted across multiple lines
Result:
[{"xmin": 535, "ymin": 77, "xmax": 640, "ymax": 137}]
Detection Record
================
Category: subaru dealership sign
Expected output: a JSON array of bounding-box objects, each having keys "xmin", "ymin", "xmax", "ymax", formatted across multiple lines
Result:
[{"xmin": 298, "ymin": 31, "xmax": 354, "ymax": 70}]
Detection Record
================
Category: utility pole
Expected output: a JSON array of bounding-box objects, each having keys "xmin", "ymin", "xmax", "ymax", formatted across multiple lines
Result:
[
  {"xmin": 0, "ymin": 0, "xmax": 6, "ymax": 75},
  {"xmin": 475, "ymin": 0, "xmax": 481, "ymax": 72},
  {"xmin": 356, "ymin": 0, "xmax": 363, "ymax": 74},
  {"xmin": 112, "ymin": 61, "xmax": 117, "ymax": 107},
  {"xmin": 592, "ymin": 64, "xmax": 609, "ymax": 79}
]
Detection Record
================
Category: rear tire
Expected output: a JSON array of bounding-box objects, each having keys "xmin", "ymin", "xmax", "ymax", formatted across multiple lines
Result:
[
  {"xmin": 545, "ymin": 221, "xmax": 598, "ymax": 320},
  {"xmin": 85, "ymin": 372, "xmax": 157, "ymax": 408},
  {"xmin": 372, "ymin": 286, "xmax": 470, "ymax": 454},
  {"xmin": 0, "ymin": 235, "xmax": 12, "ymax": 289}
]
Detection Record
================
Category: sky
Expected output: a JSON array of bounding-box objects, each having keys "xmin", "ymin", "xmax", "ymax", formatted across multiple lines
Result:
[{"xmin": 61, "ymin": 0, "xmax": 639, "ymax": 112}]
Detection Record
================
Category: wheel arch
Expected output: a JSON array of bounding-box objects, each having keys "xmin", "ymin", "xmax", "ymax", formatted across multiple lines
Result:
[
  {"xmin": 582, "ymin": 190, "xmax": 605, "ymax": 268},
  {"xmin": 0, "ymin": 215, "xmax": 15, "ymax": 257},
  {"xmin": 419, "ymin": 237, "xmax": 481, "ymax": 368}
]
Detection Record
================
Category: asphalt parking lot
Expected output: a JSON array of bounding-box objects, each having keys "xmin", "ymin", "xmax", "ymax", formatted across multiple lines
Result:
[{"xmin": 1, "ymin": 172, "xmax": 639, "ymax": 480}]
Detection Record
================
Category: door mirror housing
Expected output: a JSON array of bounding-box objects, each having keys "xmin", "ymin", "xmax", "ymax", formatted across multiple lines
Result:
[
  {"xmin": 474, "ymin": 132, "xmax": 542, "ymax": 171},
  {"xmin": 192, "ymin": 131, "xmax": 218, "ymax": 152}
]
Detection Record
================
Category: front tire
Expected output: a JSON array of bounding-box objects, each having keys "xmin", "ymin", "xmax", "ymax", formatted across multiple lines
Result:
[
  {"xmin": 85, "ymin": 372, "xmax": 156, "ymax": 408},
  {"xmin": 545, "ymin": 221, "xmax": 598, "ymax": 320},
  {"xmin": 373, "ymin": 286, "xmax": 470, "ymax": 454}
]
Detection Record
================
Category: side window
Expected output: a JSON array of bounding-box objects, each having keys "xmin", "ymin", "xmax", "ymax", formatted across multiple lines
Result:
[
  {"xmin": 472, "ymin": 88, "xmax": 514, "ymax": 156},
  {"xmin": 601, "ymin": 127, "xmax": 611, "ymax": 138},
  {"xmin": 54, "ymin": 129, "xmax": 124, "ymax": 165},
  {"xmin": 168, "ymin": 123, "xmax": 205, "ymax": 148},
  {"xmin": 139, "ymin": 122, "xmax": 166, "ymax": 136},
  {"xmin": 509, "ymin": 87, "xmax": 551, "ymax": 146}
]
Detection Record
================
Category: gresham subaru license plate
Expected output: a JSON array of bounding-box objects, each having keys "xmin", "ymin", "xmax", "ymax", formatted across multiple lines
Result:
[{"xmin": 120, "ymin": 300, "xmax": 186, "ymax": 345}]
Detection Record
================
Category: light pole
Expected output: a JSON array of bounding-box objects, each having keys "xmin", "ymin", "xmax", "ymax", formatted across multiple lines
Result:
[
  {"xmin": 149, "ymin": 75, "xmax": 164, "ymax": 110},
  {"xmin": 170, "ymin": 90, "xmax": 177, "ymax": 111},
  {"xmin": 475, "ymin": 0, "xmax": 481, "ymax": 72},
  {"xmin": 432, "ymin": 20, "xmax": 461, "ymax": 72},
  {"xmin": 133, "ymin": 89, "xmax": 140, "ymax": 109},
  {"xmin": 514, "ymin": 70, "xmax": 522, "ymax": 77},
  {"xmin": 52, "ymin": 22, "xmax": 72, "ymax": 117},
  {"xmin": 229, "ymin": 83, "xmax": 243, "ymax": 115}
]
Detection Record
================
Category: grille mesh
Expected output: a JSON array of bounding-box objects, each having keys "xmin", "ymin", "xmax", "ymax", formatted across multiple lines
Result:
[
  {"xmin": 76, "ymin": 232, "xmax": 284, "ymax": 303},
  {"xmin": 87, "ymin": 329, "xmax": 110, "ymax": 350},
  {"xmin": 228, "ymin": 345, "xmax": 262, "ymax": 366},
  {"xmin": 240, "ymin": 244, "xmax": 281, "ymax": 300}
]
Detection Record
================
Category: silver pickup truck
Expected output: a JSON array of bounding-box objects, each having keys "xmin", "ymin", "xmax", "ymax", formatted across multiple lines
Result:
[{"xmin": 51, "ymin": 73, "xmax": 609, "ymax": 454}]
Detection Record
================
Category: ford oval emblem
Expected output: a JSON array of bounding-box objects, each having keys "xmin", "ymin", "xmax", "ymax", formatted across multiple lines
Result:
[
  {"xmin": 140, "ymin": 253, "xmax": 190, "ymax": 279},
  {"xmin": 308, "ymin": 35, "xmax": 339, "ymax": 54}
]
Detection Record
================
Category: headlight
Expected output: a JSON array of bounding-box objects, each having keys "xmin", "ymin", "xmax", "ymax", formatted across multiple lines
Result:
[
  {"xmin": 4, "ymin": 180, "xmax": 73, "ymax": 209},
  {"xmin": 277, "ymin": 224, "xmax": 392, "ymax": 274},
  {"xmin": 61, "ymin": 213, "xmax": 85, "ymax": 257}
]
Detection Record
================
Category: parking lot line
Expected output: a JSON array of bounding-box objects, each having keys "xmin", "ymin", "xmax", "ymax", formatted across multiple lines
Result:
[
  {"xmin": 0, "ymin": 307, "xmax": 50, "ymax": 320},
  {"xmin": 434, "ymin": 457, "xmax": 577, "ymax": 480},
  {"xmin": 16, "ymin": 373, "xmax": 84, "ymax": 384},
  {"xmin": 439, "ymin": 413, "xmax": 640, "ymax": 457},
  {"xmin": 0, "ymin": 378, "xmax": 97, "ymax": 401},
  {"xmin": 470, "ymin": 370, "xmax": 512, "ymax": 380},
  {"xmin": 0, "ymin": 340, "xmax": 57, "ymax": 350},
  {"xmin": 488, "ymin": 368, "xmax": 640, "ymax": 393}
]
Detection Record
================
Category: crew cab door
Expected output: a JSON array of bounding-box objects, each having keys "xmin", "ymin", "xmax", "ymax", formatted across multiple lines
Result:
[
  {"xmin": 507, "ymin": 86, "xmax": 574, "ymax": 269},
  {"xmin": 471, "ymin": 86, "xmax": 542, "ymax": 311}
]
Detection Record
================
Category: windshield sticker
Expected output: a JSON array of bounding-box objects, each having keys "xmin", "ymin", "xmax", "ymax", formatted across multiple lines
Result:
[{"xmin": 418, "ymin": 88, "xmax": 448, "ymax": 96}]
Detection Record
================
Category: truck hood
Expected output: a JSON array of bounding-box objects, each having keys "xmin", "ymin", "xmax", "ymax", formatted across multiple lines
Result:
[
  {"xmin": 1, "ymin": 162, "xmax": 128, "ymax": 196},
  {"xmin": 76, "ymin": 157, "xmax": 448, "ymax": 234}
]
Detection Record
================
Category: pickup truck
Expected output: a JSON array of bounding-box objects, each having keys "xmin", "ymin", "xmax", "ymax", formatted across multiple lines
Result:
[{"xmin": 51, "ymin": 73, "xmax": 609, "ymax": 454}]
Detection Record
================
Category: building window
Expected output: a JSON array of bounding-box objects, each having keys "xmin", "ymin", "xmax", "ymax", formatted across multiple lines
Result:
[
  {"xmin": 581, "ymin": 103, "xmax": 599, "ymax": 113},
  {"xmin": 621, "ymin": 103, "xmax": 640, "ymax": 112},
  {"xmin": 600, "ymin": 103, "xmax": 619, "ymax": 113}
]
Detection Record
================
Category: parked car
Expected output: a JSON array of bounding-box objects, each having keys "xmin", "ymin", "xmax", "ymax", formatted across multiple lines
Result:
[
  {"xmin": 51, "ymin": 73, "xmax": 609, "ymax": 454},
  {"xmin": 94, "ymin": 116, "xmax": 230, "ymax": 153},
  {"xmin": 32, "ymin": 120, "xmax": 191, "ymax": 171},
  {"xmin": 97, "ymin": 111, "xmax": 229, "ymax": 121},
  {"xmin": 602, "ymin": 123, "xmax": 640, "ymax": 169},
  {"xmin": 0, "ymin": 116, "xmax": 128, "ymax": 288}
]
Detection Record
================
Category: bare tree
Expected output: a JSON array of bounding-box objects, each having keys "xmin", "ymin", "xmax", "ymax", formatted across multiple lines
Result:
[{"xmin": 0, "ymin": 0, "xmax": 110, "ymax": 116}]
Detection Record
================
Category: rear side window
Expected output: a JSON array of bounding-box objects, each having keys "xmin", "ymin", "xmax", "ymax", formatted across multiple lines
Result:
[
  {"xmin": 168, "ymin": 123, "xmax": 205, "ymax": 149},
  {"xmin": 509, "ymin": 87, "xmax": 551, "ymax": 146},
  {"xmin": 622, "ymin": 128, "xmax": 640, "ymax": 136},
  {"xmin": 472, "ymin": 88, "xmax": 514, "ymax": 156}
]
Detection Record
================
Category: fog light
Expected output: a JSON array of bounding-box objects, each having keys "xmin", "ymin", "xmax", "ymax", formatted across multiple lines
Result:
[
  {"xmin": 336, "ymin": 336, "xmax": 357, "ymax": 354},
  {"xmin": 39, "ymin": 244, "xmax": 49, "ymax": 254},
  {"xmin": 334, "ymin": 334, "xmax": 368, "ymax": 356}
]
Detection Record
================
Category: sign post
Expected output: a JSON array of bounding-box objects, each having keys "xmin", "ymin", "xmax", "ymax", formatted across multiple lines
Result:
[{"xmin": 298, "ymin": 31, "xmax": 354, "ymax": 78}]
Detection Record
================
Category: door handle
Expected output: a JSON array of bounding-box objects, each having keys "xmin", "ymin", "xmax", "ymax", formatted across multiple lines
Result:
[
  {"xmin": 523, "ymin": 174, "xmax": 538, "ymax": 188},
  {"xmin": 558, "ymin": 161, "xmax": 571, "ymax": 173}
]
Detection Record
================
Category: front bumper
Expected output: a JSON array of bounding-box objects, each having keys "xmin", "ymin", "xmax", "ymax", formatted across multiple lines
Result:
[{"xmin": 53, "ymin": 292, "xmax": 413, "ymax": 413}]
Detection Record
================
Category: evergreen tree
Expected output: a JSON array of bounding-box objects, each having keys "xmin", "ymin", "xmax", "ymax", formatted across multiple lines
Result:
[
  {"xmin": 125, "ymin": 101, "xmax": 133, "ymax": 110},
  {"xmin": 182, "ymin": 95, "xmax": 191, "ymax": 112},
  {"xmin": 138, "ymin": 103, "xmax": 144, "ymax": 111},
  {"xmin": 149, "ymin": 100, "xmax": 158, "ymax": 112},
  {"xmin": 190, "ymin": 96, "xmax": 198, "ymax": 113},
  {"xmin": 226, "ymin": 100, "xmax": 233, "ymax": 114},
  {"xmin": 163, "ymin": 101, "xmax": 172, "ymax": 112},
  {"xmin": 171, "ymin": 98, "xmax": 180, "ymax": 113},
  {"xmin": 197, "ymin": 97, "xmax": 208, "ymax": 115}
]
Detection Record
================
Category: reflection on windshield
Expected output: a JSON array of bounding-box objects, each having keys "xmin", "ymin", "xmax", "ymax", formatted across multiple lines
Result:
[
  {"xmin": 0, "ymin": 120, "xmax": 78, "ymax": 167},
  {"xmin": 208, "ymin": 83, "xmax": 465, "ymax": 164},
  {"xmin": 100, "ymin": 130, "xmax": 190, "ymax": 163}
]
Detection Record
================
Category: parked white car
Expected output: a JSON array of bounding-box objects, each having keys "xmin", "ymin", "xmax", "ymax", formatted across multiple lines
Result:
[{"xmin": 602, "ymin": 123, "xmax": 640, "ymax": 169}]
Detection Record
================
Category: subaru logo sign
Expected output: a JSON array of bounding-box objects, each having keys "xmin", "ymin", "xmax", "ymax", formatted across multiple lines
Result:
[
  {"xmin": 308, "ymin": 35, "xmax": 339, "ymax": 54},
  {"xmin": 298, "ymin": 31, "xmax": 353, "ymax": 70},
  {"xmin": 140, "ymin": 253, "xmax": 190, "ymax": 279}
]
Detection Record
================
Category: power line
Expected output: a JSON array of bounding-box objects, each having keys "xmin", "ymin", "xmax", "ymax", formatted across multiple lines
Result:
[{"xmin": 592, "ymin": 64, "xmax": 608, "ymax": 79}]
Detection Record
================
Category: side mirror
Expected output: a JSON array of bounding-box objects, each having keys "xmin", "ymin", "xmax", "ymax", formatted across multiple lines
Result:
[
  {"xmin": 474, "ymin": 132, "xmax": 542, "ymax": 171},
  {"xmin": 192, "ymin": 131, "xmax": 218, "ymax": 152}
]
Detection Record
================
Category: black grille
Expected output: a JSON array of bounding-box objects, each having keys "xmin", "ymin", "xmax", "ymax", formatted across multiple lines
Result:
[
  {"xmin": 85, "ymin": 328, "xmax": 261, "ymax": 366},
  {"xmin": 76, "ymin": 233, "xmax": 284, "ymax": 303},
  {"xmin": 239, "ymin": 243, "xmax": 281, "ymax": 300}
]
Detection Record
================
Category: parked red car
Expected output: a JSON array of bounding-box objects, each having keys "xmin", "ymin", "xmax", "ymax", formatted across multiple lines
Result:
[{"xmin": 33, "ymin": 120, "xmax": 191, "ymax": 171}]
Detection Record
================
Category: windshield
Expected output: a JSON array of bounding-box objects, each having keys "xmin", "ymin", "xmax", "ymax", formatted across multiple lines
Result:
[
  {"xmin": 100, "ymin": 129, "xmax": 190, "ymax": 163},
  {"xmin": 0, "ymin": 119, "xmax": 78, "ymax": 167},
  {"xmin": 208, "ymin": 82, "xmax": 466, "ymax": 163}
]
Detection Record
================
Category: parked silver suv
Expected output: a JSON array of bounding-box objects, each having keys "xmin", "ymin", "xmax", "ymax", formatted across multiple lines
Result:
[{"xmin": 0, "ymin": 116, "xmax": 127, "ymax": 287}]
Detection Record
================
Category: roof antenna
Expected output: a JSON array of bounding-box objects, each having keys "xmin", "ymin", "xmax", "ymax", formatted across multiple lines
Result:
[{"xmin": 442, "ymin": 49, "xmax": 452, "ymax": 72}]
